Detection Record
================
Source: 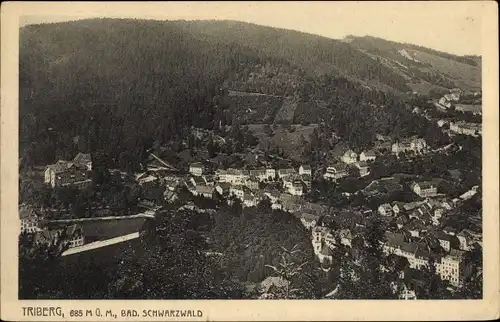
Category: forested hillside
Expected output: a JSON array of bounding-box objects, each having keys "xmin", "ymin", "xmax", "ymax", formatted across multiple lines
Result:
[{"xmin": 20, "ymin": 19, "xmax": 454, "ymax": 170}]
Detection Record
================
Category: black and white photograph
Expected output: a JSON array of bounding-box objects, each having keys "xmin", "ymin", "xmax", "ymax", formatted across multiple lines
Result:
[{"xmin": 2, "ymin": 2, "xmax": 498, "ymax": 319}]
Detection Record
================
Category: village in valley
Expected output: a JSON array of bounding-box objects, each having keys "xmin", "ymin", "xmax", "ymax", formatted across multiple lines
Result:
[
  {"xmin": 19, "ymin": 86, "xmax": 482, "ymax": 300},
  {"xmin": 16, "ymin": 13, "xmax": 485, "ymax": 301}
]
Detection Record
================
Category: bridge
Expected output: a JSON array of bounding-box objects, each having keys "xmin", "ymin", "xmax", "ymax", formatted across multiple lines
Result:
[{"xmin": 47, "ymin": 211, "xmax": 156, "ymax": 224}]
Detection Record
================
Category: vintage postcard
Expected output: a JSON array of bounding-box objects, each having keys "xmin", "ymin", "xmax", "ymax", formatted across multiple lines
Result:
[{"xmin": 1, "ymin": 1, "xmax": 499, "ymax": 321}]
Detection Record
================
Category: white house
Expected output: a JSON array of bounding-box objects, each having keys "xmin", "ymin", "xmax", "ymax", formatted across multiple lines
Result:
[
  {"xmin": 288, "ymin": 180, "xmax": 304, "ymax": 196},
  {"xmin": 457, "ymin": 229, "xmax": 473, "ymax": 251},
  {"xmin": 65, "ymin": 224, "xmax": 85, "ymax": 248},
  {"xmin": 449, "ymin": 121, "xmax": 481, "ymax": 137},
  {"xmin": 412, "ymin": 181, "xmax": 437, "ymax": 198},
  {"xmin": 341, "ymin": 149, "xmax": 358, "ymax": 164},
  {"xmin": 359, "ymin": 150, "xmax": 376, "ymax": 162},
  {"xmin": 44, "ymin": 156, "xmax": 92, "ymax": 189},
  {"xmin": 243, "ymin": 193, "xmax": 258, "ymax": 208},
  {"xmin": 324, "ymin": 163, "xmax": 349, "ymax": 181},
  {"xmin": 73, "ymin": 153, "xmax": 93, "ymax": 171},
  {"xmin": 192, "ymin": 185, "xmax": 214, "ymax": 198},
  {"xmin": 397, "ymin": 283, "xmax": 417, "ymax": 300},
  {"xmin": 136, "ymin": 173, "xmax": 158, "ymax": 185},
  {"xmin": 354, "ymin": 161, "xmax": 370, "ymax": 177},
  {"xmin": 266, "ymin": 168, "xmax": 276, "ymax": 179},
  {"xmin": 378, "ymin": 203, "xmax": 393, "ymax": 216},
  {"xmin": 437, "ymin": 119, "xmax": 448, "ymax": 128},
  {"xmin": 164, "ymin": 190, "xmax": 179, "ymax": 203},
  {"xmin": 19, "ymin": 205, "xmax": 38, "ymax": 234},
  {"xmin": 339, "ymin": 229, "xmax": 352, "ymax": 247},
  {"xmin": 392, "ymin": 138, "xmax": 428, "ymax": 155},
  {"xmin": 299, "ymin": 165, "xmax": 312, "ymax": 176},
  {"xmin": 302, "ymin": 213, "xmax": 321, "ymax": 230},
  {"xmin": 392, "ymin": 202, "xmax": 405, "ymax": 215},
  {"xmin": 215, "ymin": 182, "xmax": 231, "ymax": 196},
  {"xmin": 190, "ymin": 175, "xmax": 207, "ymax": 187},
  {"xmin": 435, "ymin": 249, "xmax": 467, "ymax": 287},
  {"xmin": 249, "ymin": 168, "xmax": 272, "ymax": 181},
  {"xmin": 438, "ymin": 97, "xmax": 452, "ymax": 109},
  {"xmin": 229, "ymin": 185, "xmax": 246, "ymax": 200},
  {"xmin": 217, "ymin": 168, "xmax": 250, "ymax": 185},
  {"xmin": 436, "ymin": 232, "xmax": 452, "ymax": 252},
  {"xmin": 277, "ymin": 168, "xmax": 296, "ymax": 179},
  {"xmin": 189, "ymin": 162, "xmax": 204, "ymax": 176}
]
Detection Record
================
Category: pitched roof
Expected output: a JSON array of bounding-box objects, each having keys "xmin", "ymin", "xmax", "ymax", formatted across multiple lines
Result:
[
  {"xmin": 326, "ymin": 163, "xmax": 348, "ymax": 172},
  {"xmin": 300, "ymin": 165, "xmax": 311, "ymax": 170},
  {"xmin": 301, "ymin": 213, "xmax": 321, "ymax": 222},
  {"xmin": 320, "ymin": 246, "xmax": 333, "ymax": 256},
  {"xmin": 73, "ymin": 153, "xmax": 91, "ymax": 166},
  {"xmin": 243, "ymin": 192, "xmax": 256, "ymax": 201},
  {"xmin": 19, "ymin": 205, "xmax": 36, "ymax": 220},
  {"xmin": 379, "ymin": 203, "xmax": 392, "ymax": 211},
  {"xmin": 196, "ymin": 185, "xmax": 214, "ymax": 194},
  {"xmin": 362, "ymin": 150, "xmax": 376, "ymax": 157},
  {"xmin": 403, "ymin": 201, "xmax": 424, "ymax": 211},
  {"xmin": 355, "ymin": 161, "xmax": 369, "ymax": 168},
  {"xmin": 339, "ymin": 229, "xmax": 352, "ymax": 239},
  {"xmin": 64, "ymin": 224, "xmax": 84, "ymax": 237},
  {"xmin": 164, "ymin": 190, "xmax": 178, "ymax": 200},
  {"xmin": 401, "ymin": 242, "xmax": 419, "ymax": 254},
  {"xmin": 249, "ymin": 169, "xmax": 267, "ymax": 176},
  {"xmin": 448, "ymin": 248, "xmax": 465, "ymax": 260},
  {"xmin": 415, "ymin": 181, "xmax": 436, "ymax": 189},
  {"xmin": 47, "ymin": 160, "xmax": 74, "ymax": 174},
  {"xmin": 385, "ymin": 231, "xmax": 406, "ymax": 247},
  {"xmin": 191, "ymin": 176, "xmax": 206, "ymax": 185},
  {"xmin": 216, "ymin": 182, "xmax": 231, "ymax": 190},
  {"xmin": 278, "ymin": 168, "xmax": 295, "ymax": 175},
  {"xmin": 259, "ymin": 276, "xmax": 289, "ymax": 294}
]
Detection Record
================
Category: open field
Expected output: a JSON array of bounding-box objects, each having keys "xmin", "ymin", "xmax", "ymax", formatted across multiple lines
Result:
[{"xmin": 247, "ymin": 123, "xmax": 318, "ymax": 161}]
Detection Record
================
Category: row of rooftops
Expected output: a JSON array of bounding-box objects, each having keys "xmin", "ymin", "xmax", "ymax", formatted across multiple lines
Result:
[
  {"xmin": 46, "ymin": 153, "xmax": 92, "ymax": 174},
  {"xmin": 450, "ymin": 121, "xmax": 482, "ymax": 131},
  {"xmin": 384, "ymin": 230, "xmax": 466, "ymax": 261}
]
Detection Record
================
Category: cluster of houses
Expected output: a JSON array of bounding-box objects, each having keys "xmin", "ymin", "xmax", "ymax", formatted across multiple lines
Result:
[
  {"xmin": 44, "ymin": 153, "xmax": 92, "ymax": 189},
  {"xmin": 449, "ymin": 121, "xmax": 482, "ymax": 137},
  {"xmin": 322, "ymin": 137, "xmax": 429, "ymax": 183},
  {"xmin": 323, "ymin": 149, "xmax": 372, "ymax": 181},
  {"xmin": 436, "ymin": 88, "xmax": 482, "ymax": 117},
  {"xmin": 305, "ymin": 181, "xmax": 482, "ymax": 290},
  {"xmin": 19, "ymin": 204, "xmax": 85, "ymax": 249},
  {"xmin": 437, "ymin": 89, "xmax": 461, "ymax": 110},
  {"xmin": 391, "ymin": 137, "xmax": 428, "ymax": 155},
  {"xmin": 186, "ymin": 162, "xmax": 313, "ymax": 207}
]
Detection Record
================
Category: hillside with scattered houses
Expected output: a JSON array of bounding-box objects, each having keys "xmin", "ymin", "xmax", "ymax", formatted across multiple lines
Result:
[{"xmin": 344, "ymin": 35, "xmax": 481, "ymax": 95}]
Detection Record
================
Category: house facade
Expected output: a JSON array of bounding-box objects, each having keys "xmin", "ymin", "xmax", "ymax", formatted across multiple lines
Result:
[
  {"xmin": 341, "ymin": 149, "xmax": 358, "ymax": 164},
  {"xmin": 359, "ymin": 150, "xmax": 376, "ymax": 162},
  {"xmin": 19, "ymin": 205, "xmax": 38, "ymax": 234},
  {"xmin": 392, "ymin": 138, "xmax": 428, "ymax": 155},
  {"xmin": 324, "ymin": 163, "xmax": 349, "ymax": 181},
  {"xmin": 354, "ymin": 161, "xmax": 370, "ymax": 177},
  {"xmin": 277, "ymin": 168, "xmax": 296, "ymax": 179},
  {"xmin": 449, "ymin": 121, "xmax": 481, "ymax": 136},
  {"xmin": 217, "ymin": 168, "xmax": 250, "ymax": 185},
  {"xmin": 383, "ymin": 236, "xmax": 468, "ymax": 287},
  {"xmin": 299, "ymin": 165, "xmax": 312, "ymax": 176},
  {"xmin": 378, "ymin": 203, "xmax": 393, "ymax": 216},
  {"xmin": 189, "ymin": 162, "xmax": 204, "ymax": 176},
  {"xmin": 412, "ymin": 182, "xmax": 437, "ymax": 198},
  {"xmin": 44, "ymin": 154, "xmax": 92, "ymax": 189},
  {"xmin": 288, "ymin": 181, "xmax": 304, "ymax": 196}
]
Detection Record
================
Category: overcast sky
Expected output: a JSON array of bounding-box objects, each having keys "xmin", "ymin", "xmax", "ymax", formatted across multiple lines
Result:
[{"xmin": 19, "ymin": 1, "xmax": 483, "ymax": 56}]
